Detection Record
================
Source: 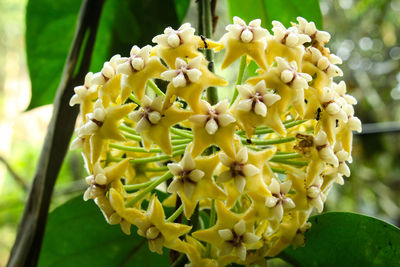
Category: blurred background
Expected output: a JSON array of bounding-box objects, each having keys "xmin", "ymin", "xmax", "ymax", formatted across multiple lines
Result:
[{"xmin": 0, "ymin": 0, "xmax": 399, "ymax": 265}]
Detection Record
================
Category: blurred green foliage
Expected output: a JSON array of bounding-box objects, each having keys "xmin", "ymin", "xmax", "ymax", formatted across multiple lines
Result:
[{"xmin": 320, "ymin": 0, "xmax": 400, "ymax": 226}]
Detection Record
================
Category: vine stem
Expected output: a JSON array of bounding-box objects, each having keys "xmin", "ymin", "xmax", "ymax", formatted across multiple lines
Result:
[
  {"xmin": 166, "ymin": 205, "xmax": 184, "ymax": 222},
  {"xmin": 126, "ymin": 171, "xmax": 173, "ymax": 207},
  {"xmin": 128, "ymin": 94, "xmax": 141, "ymax": 105},
  {"xmin": 124, "ymin": 180, "xmax": 155, "ymax": 192},
  {"xmin": 170, "ymin": 127, "xmax": 193, "ymax": 139},
  {"xmin": 240, "ymin": 136, "xmax": 296, "ymax": 146},
  {"xmin": 201, "ymin": 0, "xmax": 218, "ymax": 105},
  {"xmin": 270, "ymin": 159, "xmax": 308, "ymax": 167},
  {"xmin": 7, "ymin": 1, "xmax": 105, "ymax": 266},
  {"xmin": 108, "ymin": 149, "xmax": 186, "ymax": 164},
  {"xmin": 147, "ymin": 80, "xmax": 165, "ymax": 96},
  {"xmin": 236, "ymin": 119, "xmax": 308, "ymax": 136},
  {"xmin": 230, "ymin": 55, "xmax": 247, "ymax": 105}
]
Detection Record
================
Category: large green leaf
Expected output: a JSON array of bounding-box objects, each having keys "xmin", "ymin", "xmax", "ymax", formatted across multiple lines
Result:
[
  {"xmin": 279, "ymin": 212, "xmax": 400, "ymax": 266},
  {"xmin": 226, "ymin": 0, "xmax": 322, "ymax": 29},
  {"xmin": 26, "ymin": 0, "xmax": 188, "ymax": 110},
  {"xmin": 38, "ymin": 195, "xmax": 169, "ymax": 266},
  {"xmin": 25, "ymin": 0, "xmax": 81, "ymax": 110}
]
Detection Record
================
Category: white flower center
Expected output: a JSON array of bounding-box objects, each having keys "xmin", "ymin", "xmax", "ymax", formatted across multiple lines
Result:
[
  {"xmin": 167, "ymin": 33, "xmax": 181, "ymax": 48},
  {"xmin": 240, "ymin": 28, "xmax": 253, "ymax": 43}
]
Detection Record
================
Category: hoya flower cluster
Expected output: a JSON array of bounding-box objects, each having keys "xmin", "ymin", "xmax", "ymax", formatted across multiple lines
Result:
[{"xmin": 70, "ymin": 17, "xmax": 361, "ymax": 266}]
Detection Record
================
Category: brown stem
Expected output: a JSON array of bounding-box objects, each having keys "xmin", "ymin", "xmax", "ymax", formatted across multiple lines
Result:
[{"xmin": 7, "ymin": 1, "xmax": 104, "ymax": 266}]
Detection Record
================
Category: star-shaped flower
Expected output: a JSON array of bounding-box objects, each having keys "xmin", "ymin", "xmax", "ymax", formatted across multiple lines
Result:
[
  {"xmin": 83, "ymin": 158, "xmax": 130, "ymax": 202},
  {"xmin": 303, "ymin": 47, "xmax": 343, "ymax": 88},
  {"xmin": 265, "ymin": 178, "xmax": 296, "ymax": 222},
  {"xmin": 91, "ymin": 55, "xmax": 125, "ymax": 107},
  {"xmin": 102, "ymin": 180, "xmax": 140, "ymax": 235},
  {"xmin": 152, "ymin": 23, "xmax": 201, "ymax": 68},
  {"xmin": 232, "ymin": 80, "xmax": 281, "ymax": 137},
  {"xmin": 161, "ymin": 56, "xmax": 228, "ymax": 112},
  {"xmin": 77, "ymin": 99, "xmax": 135, "ymax": 164},
  {"xmin": 317, "ymin": 86, "xmax": 348, "ymax": 143},
  {"xmin": 69, "ymin": 72, "xmax": 98, "ymax": 120},
  {"xmin": 117, "ymin": 45, "xmax": 168, "ymax": 102},
  {"xmin": 247, "ymin": 57, "xmax": 312, "ymax": 119},
  {"xmin": 128, "ymin": 95, "xmax": 192, "ymax": 155},
  {"xmin": 133, "ymin": 195, "xmax": 192, "ymax": 254},
  {"xmin": 333, "ymin": 81, "xmax": 357, "ymax": 106},
  {"xmin": 91, "ymin": 55, "xmax": 125, "ymax": 86},
  {"xmin": 305, "ymin": 176, "xmax": 327, "ymax": 213},
  {"xmin": 108, "ymin": 180, "xmax": 160, "ymax": 235},
  {"xmin": 167, "ymin": 149, "xmax": 226, "ymax": 218},
  {"xmin": 193, "ymin": 202, "xmax": 260, "ymax": 261},
  {"xmin": 267, "ymin": 210, "xmax": 311, "ymax": 257},
  {"xmin": 337, "ymin": 103, "xmax": 362, "ymax": 155},
  {"xmin": 293, "ymin": 131, "xmax": 338, "ymax": 186},
  {"xmin": 217, "ymin": 146, "xmax": 273, "ymax": 200},
  {"xmin": 266, "ymin": 21, "xmax": 310, "ymax": 66},
  {"xmin": 184, "ymin": 235, "xmax": 218, "ymax": 267},
  {"xmin": 220, "ymin": 17, "xmax": 269, "ymax": 70},
  {"xmin": 83, "ymin": 159, "xmax": 131, "ymax": 233},
  {"xmin": 314, "ymin": 131, "xmax": 339, "ymax": 167},
  {"xmin": 189, "ymin": 100, "xmax": 236, "ymax": 158},
  {"xmin": 295, "ymin": 17, "xmax": 331, "ymax": 46}
]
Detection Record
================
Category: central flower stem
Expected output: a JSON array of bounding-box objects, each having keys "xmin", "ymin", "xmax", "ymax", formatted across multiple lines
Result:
[
  {"xmin": 231, "ymin": 55, "xmax": 247, "ymax": 105},
  {"xmin": 201, "ymin": 0, "xmax": 218, "ymax": 105}
]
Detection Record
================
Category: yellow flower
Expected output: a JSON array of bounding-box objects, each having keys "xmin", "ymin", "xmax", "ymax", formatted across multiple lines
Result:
[
  {"xmin": 267, "ymin": 20, "xmax": 310, "ymax": 66},
  {"xmin": 129, "ymin": 95, "xmax": 192, "ymax": 155},
  {"xmin": 295, "ymin": 17, "xmax": 331, "ymax": 47},
  {"xmin": 189, "ymin": 100, "xmax": 236, "ymax": 158},
  {"xmin": 264, "ymin": 178, "xmax": 296, "ymax": 222},
  {"xmin": 117, "ymin": 45, "xmax": 168, "ymax": 102},
  {"xmin": 336, "ymin": 101, "xmax": 362, "ymax": 155},
  {"xmin": 69, "ymin": 17, "xmax": 361, "ymax": 264},
  {"xmin": 98, "ymin": 74, "xmax": 123, "ymax": 108},
  {"xmin": 83, "ymin": 158, "xmax": 130, "ymax": 201},
  {"xmin": 167, "ymin": 149, "xmax": 226, "ymax": 218},
  {"xmin": 184, "ymin": 235, "xmax": 218, "ymax": 267},
  {"xmin": 69, "ymin": 72, "xmax": 98, "ymax": 121},
  {"xmin": 108, "ymin": 185, "xmax": 146, "ymax": 235},
  {"xmin": 90, "ymin": 55, "xmax": 126, "ymax": 108},
  {"xmin": 247, "ymin": 57, "xmax": 312, "ymax": 119},
  {"xmin": 152, "ymin": 23, "xmax": 200, "ymax": 67},
  {"xmin": 231, "ymin": 80, "xmax": 281, "ymax": 137},
  {"xmin": 220, "ymin": 17, "xmax": 269, "ymax": 70},
  {"xmin": 218, "ymin": 145, "xmax": 275, "ymax": 208},
  {"xmin": 134, "ymin": 195, "xmax": 191, "ymax": 254},
  {"xmin": 77, "ymin": 99, "xmax": 135, "ymax": 164},
  {"xmin": 267, "ymin": 210, "xmax": 311, "ymax": 257},
  {"xmin": 161, "ymin": 56, "xmax": 228, "ymax": 113},
  {"xmin": 193, "ymin": 201, "xmax": 260, "ymax": 262},
  {"xmin": 70, "ymin": 134, "xmax": 94, "ymax": 173},
  {"xmin": 82, "ymin": 159, "xmax": 131, "ymax": 233}
]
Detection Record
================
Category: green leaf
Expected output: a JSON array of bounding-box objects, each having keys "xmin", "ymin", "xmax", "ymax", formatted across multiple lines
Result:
[
  {"xmin": 279, "ymin": 212, "xmax": 400, "ymax": 266},
  {"xmin": 174, "ymin": 0, "xmax": 191, "ymax": 22},
  {"xmin": 25, "ymin": 0, "xmax": 81, "ymax": 110},
  {"xmin": 226, "ymin": 0, "xmax": 322, "ymax": 29},
  {"xmin": 39, "ymin": 195, "xmax": 169, "ymax": 267},
  {"xmin": 26, "ymin": 0, "xmax": 180, "ymax": 110}
]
